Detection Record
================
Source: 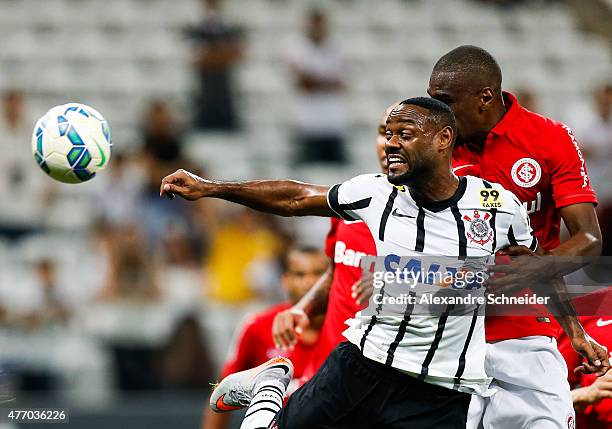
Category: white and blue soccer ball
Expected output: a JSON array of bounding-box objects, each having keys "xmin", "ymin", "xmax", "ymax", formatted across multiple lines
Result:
[{"xmin": 32, "ymin": 103, "xmax": 112, "ymax": 184}]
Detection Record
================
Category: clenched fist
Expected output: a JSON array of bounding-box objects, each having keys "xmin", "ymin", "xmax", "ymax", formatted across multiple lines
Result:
[{"xmin": 160, "ymin": 169, "xmax": 207, "ymax": 200}]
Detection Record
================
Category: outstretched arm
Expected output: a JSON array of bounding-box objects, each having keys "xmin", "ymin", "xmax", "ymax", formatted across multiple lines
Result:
[{"xmin": 160, "ymin": 169, "xmax": 335, "ymax": 217}]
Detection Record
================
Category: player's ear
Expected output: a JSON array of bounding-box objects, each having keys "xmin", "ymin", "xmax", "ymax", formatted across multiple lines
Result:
[
  {"xmin": 480, "ymin": 87, "xmax": 495, "ymax": 111},
  {"xmin": 435, "ymin": 126, "xmax": 454, "ymax": 151}
]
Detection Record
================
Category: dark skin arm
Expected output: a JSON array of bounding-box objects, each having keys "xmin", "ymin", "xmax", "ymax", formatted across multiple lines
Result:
[
  {"xmin": 551, "ymin": 203, "xmax": 602, "ymax": 257},
  {"xmin": 488, "ymin": 204, "xmax": 605, "ymax": 373},
  {"xmin": 548, "ymin": 206, "xmax": 607, "ymax": 375},
  {"xmin": 160, "ymin": 169, "xmax": 335, "ymax": 217},
  {"xmin": 491, "ymin": 203, "xmax": 602, "ymax": 283},
  {"xmin": 489, "ymin": 238, "xmax": 609, "ymax": 376}
]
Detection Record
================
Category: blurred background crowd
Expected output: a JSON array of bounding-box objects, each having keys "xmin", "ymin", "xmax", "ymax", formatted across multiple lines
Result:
[{"xmin": 0, "ymin": 0, "xmax": 610, "ymax": 427}]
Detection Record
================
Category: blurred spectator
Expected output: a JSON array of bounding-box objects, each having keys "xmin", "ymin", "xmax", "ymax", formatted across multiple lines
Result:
[
  {"xmin": 138, "ymin": 101, "xmax": 198, "ymax": 247},
  {"xmin": 188, "ymin": 0, "xmax": 245, "ymax": 131},
  {"xmin": 111, "ymin": 316, "xmax": 214, "ymax": 392},
  {"xmin": 163, "ymin": 223, "xmax": 202, "ymax": 269},
  {"xmin": 155, "ymin": 316, "xmax": 214, "ymax": 390},
  {"xmin": 0, "ymin": 90, "xmax": 30, "ymax": 189},
  {"xmin": 10, "ymin": 259, "xmax": 69, "ymax": 329},
  {"xmin": 515, "ymin": 87, "xmax": 540, "ymax": 113},
  {"xmin": 99, "ymin": 225, "xmax": 160, "ymax": 302},
  {"xmin": 288, "ymin": 9, "xmax": 348, "ymax": 164},
  {"xmin": 572, "ymin": 84, "xmax": 612, "ymax": 203},
  {"xmin": 143, "ymin": 100, "xmax": 185, "ymax": 182},
  {"xmin": 0, "ymin": 90, "xmax": 52, "ymax": 237},
  {"xmin": 570, "ymin": 84, "xmax": 612, "ymax": 254},
  {"xmin": 0, "ymin": 259, "xmax": 69, "ymax": 329},
  {"xmin": 26, "ymin": 259, "xmax": 70, "ymax": 327},
  {"xmin": 97, "ymin": 151, "xmax": 145, "ymax": 228},
  {"xmin": 476, "ymin": 0, "xmax": 527, "ymax": 7},
  {"xmin": 205, "ymin": 207, "xmax": 287, "ymax": 304}
]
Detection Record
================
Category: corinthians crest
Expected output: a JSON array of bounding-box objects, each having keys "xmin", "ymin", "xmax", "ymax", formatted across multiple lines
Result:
[{"xmin": 463, "ymin": 210, "xmax": 493, "ymax": 245}]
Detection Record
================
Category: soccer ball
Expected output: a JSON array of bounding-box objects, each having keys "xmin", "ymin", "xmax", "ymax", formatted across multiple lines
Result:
[{"xmin": 32, "ymin": 103, "xmax": 112, "ymax": 184}]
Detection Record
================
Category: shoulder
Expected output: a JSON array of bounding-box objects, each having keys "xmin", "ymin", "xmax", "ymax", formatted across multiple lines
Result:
[
  {"xmin": 341, "ymin": 173, "xmax": 388, "ymax": 186},
  {"xmin": 516, "ymin": 108, "xmax": 576, "ymax": 145},
  {"xmin": 242, "ymin": 303, "xmax": 291, "ymax": 333},
  {"xmin": 331, "ymin": 173, "xmax": 391, "ymax": 195}
]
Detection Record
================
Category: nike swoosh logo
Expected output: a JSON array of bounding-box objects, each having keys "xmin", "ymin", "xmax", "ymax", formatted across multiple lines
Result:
[
  {"xmin": 268, "ymin": 364, "xmax": 291, "ymax": 375},
  {"xmin": 453, "ymin": 164, "xmax": 474, "ymax": 173},
  {"xmin": 93, "ymin": 138, "xmax": 107, "ymax": 167},
  {"xmin": 596, "ymin": 318, "xmax": 612, "ymax": 327},
  {"xmin": 215, "ymin": 394, "xmax": 243, "ymax": 411},
  {"xmin": 391, "ymin": 208, "xmax": 415, "ymax": 219}
]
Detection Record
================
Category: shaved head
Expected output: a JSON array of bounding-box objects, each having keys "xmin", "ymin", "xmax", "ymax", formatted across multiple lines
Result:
[
  {"xmin": 432, "ymin": 45, "xmax": 502, "ymax": 94},
  {"xmin": 394, "ymin": 97, "xmax": 457, "ymax": 140},
  {"xmin": 428, "ymin": 45, "xmax": 506, "ymax": 145}
]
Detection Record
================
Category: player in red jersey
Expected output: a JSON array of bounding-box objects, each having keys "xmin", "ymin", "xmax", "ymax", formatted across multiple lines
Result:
[
  {"xmin": 557, "ymin": 288, "xmax": 612, "ymax": 428},
  {"xmin": 270, "ymin": 103, "xmax": 394, "ymax": 382},
  {"xmin": 201, "ymin": 245, "xmax": 327, "ymax": 429},
  {"xmin": 428, "ymin": 45, "xmax": 606, "ymax": 428}
]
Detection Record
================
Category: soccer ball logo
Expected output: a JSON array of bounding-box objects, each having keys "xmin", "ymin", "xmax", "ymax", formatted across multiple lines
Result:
[
  {"xmin": 32, "ymin": 103, "xmax": 112, "ymax": 184},
  {"xmin": 511, "ymin": 157, "xmax": 541, "ymax": 188}
]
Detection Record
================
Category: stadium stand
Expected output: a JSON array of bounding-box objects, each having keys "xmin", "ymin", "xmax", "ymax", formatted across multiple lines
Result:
[{"xmin": 0, "ymin": 1, "xmax": 609, "ymax": 427}]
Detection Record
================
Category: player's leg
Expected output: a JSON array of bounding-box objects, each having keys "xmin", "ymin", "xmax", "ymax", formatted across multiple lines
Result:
[
  {"xmin": 211, "ymin": 343, "xmax": 376, "ymax": 429},
  {"xmin": 271, "ymin": 342, "xmax": 382, "ymax": 429},
  {"xmin": 210, "ymin": 357, "xmax": 293, "ymax": 429},
  {"xmin": 275, "ymin": 341, "xmax": 473, "ymax": 429},
  {"xmin": 376, "ymin": 368, "xmax": 472, "ymax": 429},
  {"xmin": 481, "ymin": 337, "xmax": 575, "ymax": 429}
]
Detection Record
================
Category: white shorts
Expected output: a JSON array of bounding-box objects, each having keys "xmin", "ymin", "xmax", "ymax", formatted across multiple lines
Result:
[{"xmin": 467, "ymin": 336, "xmax": 575, "ymax": 429}]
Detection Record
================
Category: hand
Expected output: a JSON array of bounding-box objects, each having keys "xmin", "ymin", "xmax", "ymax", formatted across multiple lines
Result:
[
  {"xmin": 572, "ymin": 334, "xmax": 610, "ymax": 376},
  {"xmin": 160, "ymin": 169, "xmax": 207, "ymax": 200},
  {"xmin": 486, "ymin": 246, "xmax": 555, "ymax": 294},
  {"xmin": 580, "ymin": 370, "xmax": 612, "ymax": 404},
  {"xmin": 351, "ymin": 273, "xmax": 374, "ymax": 306},
  {"xmin": 272, "ymin": 307, "xmax": 310, "ymax": 351}
]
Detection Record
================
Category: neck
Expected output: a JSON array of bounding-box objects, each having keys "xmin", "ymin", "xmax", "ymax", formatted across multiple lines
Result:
[
  {"xmin": 410, "ymin": 167, "xmax": 459, "ymax": 202},
  {"xmin": 471, "ymin": 95, "xmax": 507, "ymax": 146},
  {"xmin": 484, "ymin": 95, "xmax": 507, "ymax": 135}
]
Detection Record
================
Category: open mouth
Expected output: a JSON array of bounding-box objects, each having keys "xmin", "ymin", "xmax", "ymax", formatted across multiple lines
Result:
[{"xmin": 387, "ymin": 154, "xmax": 407, "ymax": 167}]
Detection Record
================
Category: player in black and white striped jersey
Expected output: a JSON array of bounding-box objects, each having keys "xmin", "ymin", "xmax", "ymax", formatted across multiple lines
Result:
[
  {"xmin": 160, "ymin": 98, "xmax": 602, "ymax": 429},
  {"xmin": 329, "ymin": 170, "xmax": 535, "ymax": 397}
]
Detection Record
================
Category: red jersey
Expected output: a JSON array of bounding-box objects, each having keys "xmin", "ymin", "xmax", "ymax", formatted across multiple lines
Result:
[
  {"xmin": 221, "ymin": 303, "xmax": 316, "ymax": 380},
  {"xmin": 556, "ymin": 290, "xmax": 612, "ymax": 428},
  {"xmin": 453, "ymin": 91, "xmax": 598, "ymax": 341},
  {"xmin": 301, "ymin": 218, "xmax": 377, "ymax": 380}
]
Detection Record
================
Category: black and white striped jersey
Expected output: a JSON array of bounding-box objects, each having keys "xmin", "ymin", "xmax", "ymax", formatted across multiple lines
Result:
[{"xmin": 327, "ymin": 174, "xmax": 537, "ymax": 395}]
